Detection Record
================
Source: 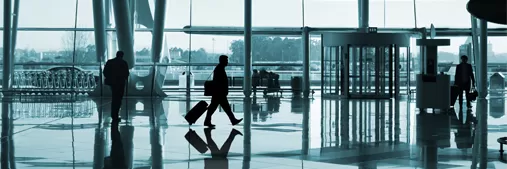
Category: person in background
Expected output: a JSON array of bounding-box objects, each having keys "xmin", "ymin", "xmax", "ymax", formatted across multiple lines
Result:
[
  {"xmin": 103, "ymin": 51, "xmax": 130, "ymax": 122},
  {"xmin": 204, "ymin": 55, "xmax": 243, "ymax": 128},
  {"xmin": 454, "ymin": 55, "xmax": 476, "ymax": 109}
]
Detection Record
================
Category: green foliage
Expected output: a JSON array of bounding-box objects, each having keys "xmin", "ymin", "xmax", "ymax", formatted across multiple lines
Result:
[{"xmin": 229, "ymin": 36, "xmax": 321, "ymax": 63}]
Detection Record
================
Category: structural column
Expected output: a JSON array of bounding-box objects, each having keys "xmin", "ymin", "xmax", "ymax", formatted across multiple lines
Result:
[
  {"xmin": 302, "ymin": 27, "xmax": 311, "ymax": 98},
  {"xmin": 470, "ymin": 16, "xmax": 480, "ymax": 78},
  {"xmin": 243, "ymin": 0, "xmax": 252, "ymax": 97},
  {"xmin": 93, "ymin": 0, "xmax": 108, "ymax": 63},
  {"xmin": 3, "ymin": 0, "xmax": 13, "ymax": 92},
  {"xmin": 151, "ymin": 0, "xmax": 167, "ymax": 63},
  {"xmin": 358, "ymin": 0, "xmax": 369, "ymax": 29},
  {"xmin": 112, "ymin": 0, "xmax": 135, "ymax": 69},
  {"xmin": 478, "ymin": 20, "xmax": 488, "ymax": 98},
  {"xmin": 242, "ymin": 98, "xmax": 252, "ymax": 169}
]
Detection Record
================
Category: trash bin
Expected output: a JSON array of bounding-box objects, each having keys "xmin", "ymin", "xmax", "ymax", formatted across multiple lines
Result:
[
  {"xmin": 179, "ymin": 71, "xmax": 194, "ymax": 89},
  {"xmin": 291, "ymin": 76, "xmax": 302, "ymax": 96},
  {"xmin": 490, "ymin": 72, "xmax": 505, "ymax": 96}
]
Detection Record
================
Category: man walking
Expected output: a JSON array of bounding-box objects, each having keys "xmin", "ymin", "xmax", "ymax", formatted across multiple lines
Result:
[
  {"xmin": 204, "ymin": 55, "xmax": 243, "ymax": 128},
  {"xmin": 454, "ymin": 55, "xmax": 476, "ymax": 109},
  {"xmin": 104, "ymin": 51, "xmax": 130, "ymax": 122}
]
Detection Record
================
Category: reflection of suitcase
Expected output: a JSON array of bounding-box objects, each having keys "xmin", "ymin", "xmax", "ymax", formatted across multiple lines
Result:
[
  {"xmin": 184, "ymin": 129, "xmax": 208, "ymax": 154},
  {"xmin": 451, "ymin": 85, "xmax": 460, "ymax": 106},
  {"xmin": 185, "ymin": 101, "xmax": 208, "ymax": 125}
]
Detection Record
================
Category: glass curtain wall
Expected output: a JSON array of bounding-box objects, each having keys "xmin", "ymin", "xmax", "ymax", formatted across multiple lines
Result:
[{"xmin": 1, "ymin": 0, "xmax": 507, "ymax": 93}]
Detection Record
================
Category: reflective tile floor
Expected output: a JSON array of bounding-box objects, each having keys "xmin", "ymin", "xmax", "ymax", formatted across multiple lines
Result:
[{"xmin": 0, "ymin": 94, "xmax": 506, "ymax": 169}]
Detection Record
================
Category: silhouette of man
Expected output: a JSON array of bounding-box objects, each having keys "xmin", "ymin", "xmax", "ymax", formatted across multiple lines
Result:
[
  {"xmin": 454, "ymin": 55, "xmax": 476, "ymax": 109},
  {"xmin": 204, "ymin": 55, "xmax": 242, "ymax": 128},
  {"xmin": 103, "ymin": 51, "xmax": 130, "ymax": 122}
]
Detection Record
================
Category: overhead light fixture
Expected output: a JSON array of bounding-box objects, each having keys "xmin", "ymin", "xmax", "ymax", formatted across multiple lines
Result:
[{"xmin": 467, "ymin": 0, "xmax": 507, "ymax": 25}]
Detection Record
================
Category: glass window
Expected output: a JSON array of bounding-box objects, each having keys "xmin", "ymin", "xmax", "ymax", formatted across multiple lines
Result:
[
  {"xmin": 190, "ymin": 35, "xmax": 243, "ymax": 64},
  {"xmin": 76, "ymin": 0, "xmax": 94, "ymax": 28},
  {"xmin": 251, "ymin": 35, "xmax": 302, "ymax": 63},
  {"xmin": 19, "ymin": 0, "xmax": 78, "ymax": 28},
  {"xmin": 134, "ymin": 32, "xmax": 153, "ymax": 63},
  {"xmin": 487, "ymin": 36, "xmax": 507, "ymax": 63},
  {"xmin": 166, "ymin": 0, "xmax": 190, "ymax": 28},
  {"xmin": 437, "ymin": 36, "xmax": 469, "ymax": 64},
  {"xmin": 14, "ymin": 31, "xmax": 96, "ymax": 64},
  {"xmin": 191, "ymin": 0, "xmax": 244, "ymax": 26},
  {"xmin": 304, "ymin": 0, "xmax": 358, "ymax": 27},
  {"xmin": 370, "ymin": 0, "xmax": 416, "ymax": 28},
  {"xmin": 253, "ymin": 0, "xmax": 303, "ymax": 27},
  {"xmin": 416, "ymin": 0, "xmax": 470, "ymax": 28},
  {"xmin": 0, "ymin": 2, "xmax": 4, "ymax": 24},
  {"xmin": 164, "ymin": 32, "xmax": 190, "ymax": 63}
]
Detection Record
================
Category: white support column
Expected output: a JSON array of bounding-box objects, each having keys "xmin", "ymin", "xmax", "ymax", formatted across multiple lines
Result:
[
  {"xmin": 93, "ymin": 0, "xmax": 107, "ymax": 63},
  {"xmin": 151, "ymin": 0, "xmax": 167, "ymax": 62},
  {"xmin": 479, "ymin": 20, "xmax": 488, "ymax": 98},
  {"xmin": 243, "ymin": 0, "xmax": 252, "ymax": 97},
  {"xmin": 111, "ymin": 0, "xmax": 135, "ymax": 69}
]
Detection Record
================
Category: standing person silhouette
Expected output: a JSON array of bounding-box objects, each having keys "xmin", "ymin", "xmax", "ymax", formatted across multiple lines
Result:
[
  {"xmin": 204, "ymin": 55, "xmax": 243, "ymax": 128},
  {"xmin": 103, "ymin": 51, "xmax": 130, "ymax": 122},
  {"xmin": 454, "ymin": 55, "xmax": 476, "ymax": 109}
]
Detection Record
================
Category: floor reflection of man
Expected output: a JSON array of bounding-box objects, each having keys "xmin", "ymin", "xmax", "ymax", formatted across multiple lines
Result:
[
  {"xmin": 455, "ymin": 109, "xmax": 476, "ymax": 150},
  {"xmin": 104, "ymin": 121, "xmax": 127, "ymax": 169},
  {"xmin": 204, "ymin": 128, "xmax": 243, "ymax": 169}
]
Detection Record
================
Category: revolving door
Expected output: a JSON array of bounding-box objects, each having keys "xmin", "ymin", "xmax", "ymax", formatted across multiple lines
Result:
[{"xmin": 321, "ymin": 33, "xmax": 410, "ymax": 99}]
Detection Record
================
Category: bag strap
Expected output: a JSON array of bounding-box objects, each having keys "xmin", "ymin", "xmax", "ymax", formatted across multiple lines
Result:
[{"xmin": 206, "ymin": 71, "xmax": 214, "ymax": 80}]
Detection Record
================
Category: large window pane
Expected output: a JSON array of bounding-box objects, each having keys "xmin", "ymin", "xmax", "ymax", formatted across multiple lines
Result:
[
  {"xmin": 437, "ymin": 36, "xmax": 469, "ymax": 64},
  {"xmin": 253, "ymin": 0, "xmax": 303, "ymax": 27},
  {"xmin": 190, "ymin": 35, "xmax": 242, "ymax": 63},
  {"xmin": 304, "ymin": 0, "xmax": 358, "ymax": 27},
  {"xmin": 416, "ymin": 0, "xmax": 470, "ymax": 28},
  {"xmin": 370, "ymin": 0, "xmax": 415, "ymax": 27},
  {"xmin": 133, "ymin": 32, "xmax": 193, "ymax": 63},
  {"xmin": 487, "ymin": 36, "xmax": 507, "ymax": 63},
  {"xmin": 134, "ymin": 32, "xmax": 153, "ymax": 63},
  {"xmin": 191, "ymin": 0, "xmax": 243, "ymax": 26},
  {"xmin": 15, "ymin": 31, "xmax": 95, "ymax": 64},
  {"xmin": 251, "ymin": 35, "xmax": 302, "ymax": 63},
  {"xmin": 76, "ymin": 0, "xmax": 95, "ymax": 28},
  {"xmin": 0, "ymin": 2, "xmax": 3, "ymax": 24},
  {"xmin": 19, "ymin": 0, "xmax": 77, "ymax": 27},
  {"xmin": 166, "ymin": 0, "xmax": 190, "ymax": 28}
]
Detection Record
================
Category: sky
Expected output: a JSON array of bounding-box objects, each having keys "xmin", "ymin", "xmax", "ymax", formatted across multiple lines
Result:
[{"xmin": 0, "ymin": 0, "xmax": 507, "ymax": 55}]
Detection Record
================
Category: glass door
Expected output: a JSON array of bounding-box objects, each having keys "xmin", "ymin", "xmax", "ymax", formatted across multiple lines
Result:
[
  {"xmin": 322, "ymin": 46, "xmax": 340, "ymax": 96},
  {"xmin": 346, "ymin": 46, "xmax": 395, "ymax": 99}
]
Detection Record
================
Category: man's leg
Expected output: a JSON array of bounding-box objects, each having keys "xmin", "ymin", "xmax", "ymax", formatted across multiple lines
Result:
[
  {"xmin": 219, "ymin": 97, "xmax": 243, "ymax": 125},
  {"xmin": 111, "ymin": 85, "xmax": 125, "ymax": 120},
  {"xmin": 110, "ymin": 86, "xmax": 120, "ymax": 120},
  {"xmin": 204, "ymin": 96, "xmax": 220, "ymax": 126},
  {"xmin": 458, "ymin": 86, "xmax": 465, "ymax": 108}
]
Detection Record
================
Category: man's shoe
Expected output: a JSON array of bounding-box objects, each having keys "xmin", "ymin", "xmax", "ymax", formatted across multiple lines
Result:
[
  {"xmin": 232, "ymin": 118, "xmax": 243, "ymax": 126},
  {"xmin": 204, "ymin": 123, "xmax": 216, "ymax": 128},
  {"xmin": 231, "ymin": 128, "xmax": 243, "ymax": 136}
]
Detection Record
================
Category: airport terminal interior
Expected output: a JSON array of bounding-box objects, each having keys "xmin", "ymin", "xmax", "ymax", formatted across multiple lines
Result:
[{"xmin": 1, "ymin": 0, "xmax": 507, "ymax": 168}]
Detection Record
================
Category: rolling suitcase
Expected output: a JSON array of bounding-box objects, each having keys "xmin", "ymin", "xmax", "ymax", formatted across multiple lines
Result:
[
  {"xmin": 451, "ymin": 85, "xmax": 460, "ymax": 106},
  {"xmin": 184, "ymin": 129, "xmax": 208, "ymax": 154},
  {"xmin": 185, "ymin": 101, "xmax": 208, "ymax": 125}
]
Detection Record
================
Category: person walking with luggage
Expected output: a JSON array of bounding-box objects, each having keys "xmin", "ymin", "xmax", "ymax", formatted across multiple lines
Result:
[
  {"xmin": 103, "ymin": 51, "xmax": 130, "ymax": 122},
  {"xmin": 204, "ymin": 55, "xmax": 243, "ymax": 128},
  {"xmin": 454, "ymin": 55, "xmax": 476, "ymax": 109}
]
